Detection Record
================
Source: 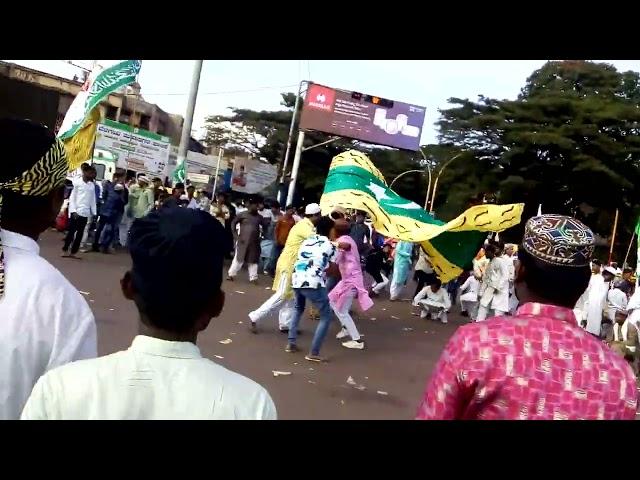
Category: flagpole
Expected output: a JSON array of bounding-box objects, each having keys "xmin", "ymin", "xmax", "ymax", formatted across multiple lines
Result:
[
  {"xmin": 623, "ymin": 231, "xmax": 636, "ymax": 268},
  {"xmin": 608, "ymin": 208, "xmax": 619, "ymax": 265},
  {"xmin": 212, "ymin": 147, "xmax": 224, "ymax": 194},
  {"xmin": 176, "ymin": 60, "xmax": 203, "ymax": 185}
]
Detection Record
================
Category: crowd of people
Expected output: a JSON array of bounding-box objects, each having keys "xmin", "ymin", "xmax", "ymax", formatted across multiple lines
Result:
[{"xmin": 1, "ymin": 118, "xmax": 639, "ymax": 420}]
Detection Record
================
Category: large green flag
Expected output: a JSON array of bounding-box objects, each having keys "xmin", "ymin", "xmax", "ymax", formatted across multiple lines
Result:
[
  {"xmin": 58, "ymin": 60, "xmax": 142, "ymax": 171},
  {"xmin": 319, "ymin": 150, "xmax": 524, "ymax": 282}
]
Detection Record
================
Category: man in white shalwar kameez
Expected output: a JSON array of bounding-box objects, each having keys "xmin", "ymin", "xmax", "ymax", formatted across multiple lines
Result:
[
  {"xmin": 413, "ymin": 279, "xmax": 451, "ymax": 323},
  {"xmin": 458, "ymin": 273, "xmax": 479, "ymax": 321},
  {"xmin": 580, "ymin": 265, "xmax": 616, "ymax": 337},
  {"xmin": 476, "ymin": 243, "xmax": 510, "ymax": 321},
  {"xmin": 504, "ymin": 244, "xmax": 519, "ymax": 314}
]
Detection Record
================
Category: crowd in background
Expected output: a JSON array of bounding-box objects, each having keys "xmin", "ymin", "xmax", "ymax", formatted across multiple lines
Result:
[{"xmin": 3, "ymin": 118, "xmax": 638, "ymax": 420}]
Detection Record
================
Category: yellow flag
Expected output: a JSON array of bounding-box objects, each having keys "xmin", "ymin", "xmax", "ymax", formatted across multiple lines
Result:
[{"xmin": 62, "ymin": 107, "xmax": 100, "ymax": 171}]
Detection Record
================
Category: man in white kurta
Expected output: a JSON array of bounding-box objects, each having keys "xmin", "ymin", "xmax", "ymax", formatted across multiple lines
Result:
[
  {"xmin": 0, "ymin": 119, "xmax": 97, "ymax": 420},
  {"xmin": 458, "ymin": 274, "xmax": 480, "ymax": 321},
  {"xmin": 581, "ymin": 266, "xmax": 616, "ymax": 337},
  {"xmin": 21, "ymin": 207, "xmax": 276, "ymax": 420},
  {"xmin": 413, "ymin": 280, "xmax": 452, "ymax": 323},
  {"xmin": 476, "ymin": 244, "xmax": 510, "ymax": 321}
]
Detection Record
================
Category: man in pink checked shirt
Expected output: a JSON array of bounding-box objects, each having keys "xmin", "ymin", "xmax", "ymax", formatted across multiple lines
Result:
[{"xmin": 416, "ymin": 214, "xmax": 638, "ymax": 420}]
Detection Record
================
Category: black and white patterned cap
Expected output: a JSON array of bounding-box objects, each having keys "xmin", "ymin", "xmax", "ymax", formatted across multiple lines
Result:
[{"xmin": 522, "ymin": 214, "xmax": 595, "ymax": 267}]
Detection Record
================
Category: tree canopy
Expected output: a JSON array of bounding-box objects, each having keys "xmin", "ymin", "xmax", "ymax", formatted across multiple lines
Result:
[
  {"xmin": 435, "ymin": 60, "xmax": 640, "ymax": 259},
  {"xmin": 201, "ymin": 60, "xmax": 640, "ymax": 264}
]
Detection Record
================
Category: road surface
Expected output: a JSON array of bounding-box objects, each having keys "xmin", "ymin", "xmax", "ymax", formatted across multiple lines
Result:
[{"xmin": 40, "ymin": 229, "xmax": 462, "ymax": 420}]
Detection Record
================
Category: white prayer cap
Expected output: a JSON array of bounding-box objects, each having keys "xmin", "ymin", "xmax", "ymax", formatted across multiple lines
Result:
[
  {"xmin": 603, "ymin": 266, "xmax": 617, "ymax": 276},
  {"xmin": 305, "ymin": 203, "xmax": 321, "ymax": 215}
]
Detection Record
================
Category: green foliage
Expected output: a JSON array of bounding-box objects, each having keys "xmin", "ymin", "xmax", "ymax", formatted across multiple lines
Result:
[
  {"xmin": 435, "ymin": 60, "xmax": 640, "ymax": 258},
  {"xmin": 200, "ymin": 61, "xmax": 640, "ymax": 265}
]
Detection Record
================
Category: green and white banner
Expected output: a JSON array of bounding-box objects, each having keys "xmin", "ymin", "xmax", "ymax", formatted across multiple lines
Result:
[{"xmin": 58, "ymin": 60, "xmax": 142, "ymax": 141}]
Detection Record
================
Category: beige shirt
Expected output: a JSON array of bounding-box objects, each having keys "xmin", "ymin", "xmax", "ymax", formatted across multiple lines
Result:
[{"xmin": 21, "ymin": 335, "xmax": 277, "ymax": 420}]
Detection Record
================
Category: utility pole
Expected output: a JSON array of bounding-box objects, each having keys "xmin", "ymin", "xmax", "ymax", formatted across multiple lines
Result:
[
  {"xmin": 279, "ymin": 80, "xmax": 306, "ymax": 205},
  {"xmin": 176, "ymin": 60, "xmax": 204, "ymax": 185}
]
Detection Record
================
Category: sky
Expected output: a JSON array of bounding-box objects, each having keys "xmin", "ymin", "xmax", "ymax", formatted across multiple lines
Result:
[{"xmin": 7, "ymin": 60, "xmax": 640, "ymax": 145}]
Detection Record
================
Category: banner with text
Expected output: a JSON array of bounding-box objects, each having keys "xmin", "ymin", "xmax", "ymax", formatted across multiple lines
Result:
[{"xmin": 95, "ymin": 119, "xmax": 171, "ymax": 176}]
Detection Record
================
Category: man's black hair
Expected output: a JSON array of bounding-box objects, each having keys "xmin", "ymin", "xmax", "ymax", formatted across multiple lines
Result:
[
  {"xmin": 592, "ymin": 259, "xmax": 602, "ymax": 266},
  {"xmin": 518, "ymin": 248, "xmax": 590, "ymax": 308},
  {"xmin": 187, "ymin": 185, "xmax": 195, "ymax": 191},
  {"xmin": 623, "ymin": 267, "xmax": 633, "ymax": 274},
  {"xmin": 615, "ymin": 280, "xmax": 632, "ymax": 294},
  {"xmin": 270, "ymin": 200, "xmax": 281, "ymax": 209},
  {"xmin": 432, "ymin": 278, "xmax": 443, "ymax": 289},
  {"xmin": 285, "ymin": 204, "xmax": 294, "ymax": 210},
  {"xmin": 484, "ymin": 243, "xmax": 497, "ymax": 255},
  {"xmin": 174, "ymin": 182, "xmax": 185, "ymax": 190},
  {"xmin": 152, "ymin": 177, "xmax": 162, "ymax": 183},
  {"xmin": 128, "ymin": 208, "xmax": 228, "ymax": 333},
  {"xmin": 316, "ymin": 216, "xmax": 335, "ymax": 237}
]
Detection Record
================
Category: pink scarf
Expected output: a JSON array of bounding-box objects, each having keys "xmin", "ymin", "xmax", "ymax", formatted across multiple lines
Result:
[{"xmin": 328, "ymin": 235, "xmax": 374, "ymax": 312}]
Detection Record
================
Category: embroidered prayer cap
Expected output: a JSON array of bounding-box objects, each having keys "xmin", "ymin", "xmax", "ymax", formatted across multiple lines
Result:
[
  {"xmin": 521, "ymin": 214, "xmax": 595, "ymax": 268},
  {"xmin": 0, "ymin": 118, "xmax": 69, "ymax": 298}
]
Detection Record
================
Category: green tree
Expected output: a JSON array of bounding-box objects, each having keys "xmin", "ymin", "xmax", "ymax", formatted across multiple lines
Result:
[{"xmin": 436, "ymin": 60, "xmax": 640, "ymax": 254}]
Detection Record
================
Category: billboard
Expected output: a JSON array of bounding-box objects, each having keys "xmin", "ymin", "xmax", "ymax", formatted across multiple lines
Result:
[
  {"xmin": 228, "ymin": 157, "xmax": 278, "ymax": 194},
  {"xmin": 299, "ymin": 83, "xmax": 426, "ymax": 151},
  {"xmin": 95, "ymin": 119, "xmax": 171, "ymax": 176}
]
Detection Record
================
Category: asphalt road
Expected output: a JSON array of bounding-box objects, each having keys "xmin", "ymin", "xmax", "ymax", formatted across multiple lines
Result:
[{"xmin": 40, "ymin": 229, "xmax": 464, "ymax": 420}]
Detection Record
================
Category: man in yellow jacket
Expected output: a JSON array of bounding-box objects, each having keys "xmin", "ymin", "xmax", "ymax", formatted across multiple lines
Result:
[{"xmin": 248, "ymin": 203, "xmax": 322, "ymax": 333}]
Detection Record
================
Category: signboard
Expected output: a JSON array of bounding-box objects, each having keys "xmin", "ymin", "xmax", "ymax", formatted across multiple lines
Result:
[
  {"xmin": 188, "ymin": 173, "xmax": 210, "ymax": 184},
  {"xmin": 95, "ymin": 119, "xmax": 171, "ymax": 176},
  {"xmin": 299, "ymin": 82, "xmax": 426, "ymax": 151},
  {"xmin": 229, "ymin": 157, "xmax": 278, "ymax": 194}
]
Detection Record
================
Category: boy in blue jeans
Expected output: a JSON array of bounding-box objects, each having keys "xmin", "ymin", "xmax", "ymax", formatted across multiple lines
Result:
[{"xmin": 286, "ymin": 217, "xmax": 338, "ymax": 362}]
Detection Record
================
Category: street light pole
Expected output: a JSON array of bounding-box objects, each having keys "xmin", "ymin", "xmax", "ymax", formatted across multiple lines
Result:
[
  {"xmin": 419, "ymin": 148, "xmax": 433, "ymax": 211},
  {"xmin": 176, "ymin": 60, "xmax": 204, "ymax": 185},
  {"xmin": 279, "ymin": 80, "xmax": 307, "ymax": 205},
  {"xmin": 389, "ymin": 170, "xmax": 424, "ymax": 190},
  {"xmin": 429, "ymin": 153, "xmax": 463, "ymax": 214}
]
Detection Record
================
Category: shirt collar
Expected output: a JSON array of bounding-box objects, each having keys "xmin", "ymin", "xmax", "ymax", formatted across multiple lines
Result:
[
  {"xmin": 130, "ymin": 335, "xmax": 202, "ymax": 359},
  {"xmin": 0, "ymin": 229, "xmax": 40, "ymax": 255},
  {"xmin": 516, "ymin": 302, "xmax": 576, "ymax": 324}
]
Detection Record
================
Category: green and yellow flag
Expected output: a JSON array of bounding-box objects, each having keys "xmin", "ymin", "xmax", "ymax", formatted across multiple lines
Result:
[
  {"xmin": 58, "ymin": 60, "xmax": 142, "ymax": 171},
  {"xmin": 319, "ymin": 150, "xmax": 524, "ymax": 282}
]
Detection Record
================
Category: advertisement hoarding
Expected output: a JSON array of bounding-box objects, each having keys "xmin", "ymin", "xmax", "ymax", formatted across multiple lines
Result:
[
  {"xmin": 228, "ymin": 157, "xmax": 278, "ymax": 194},
  {"xmin": 95, "ymin": 119, "xmax": 171, "ymax": 176},
  {"xmin": 299, "ymin": 83, "xmax": 426, "ymax": 151}
]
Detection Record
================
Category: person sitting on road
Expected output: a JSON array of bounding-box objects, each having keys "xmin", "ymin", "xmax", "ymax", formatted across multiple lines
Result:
[
  {"xmin": 21, "ymin": 207, "xmax": 276, "ymax": 420},
  {"xmin": 606, "ymin": 309, "xmax": 639, "ymax": 374},
  {"xmin": 413, "ymin": 279, "xmax": 451, "ymax": 323}
]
